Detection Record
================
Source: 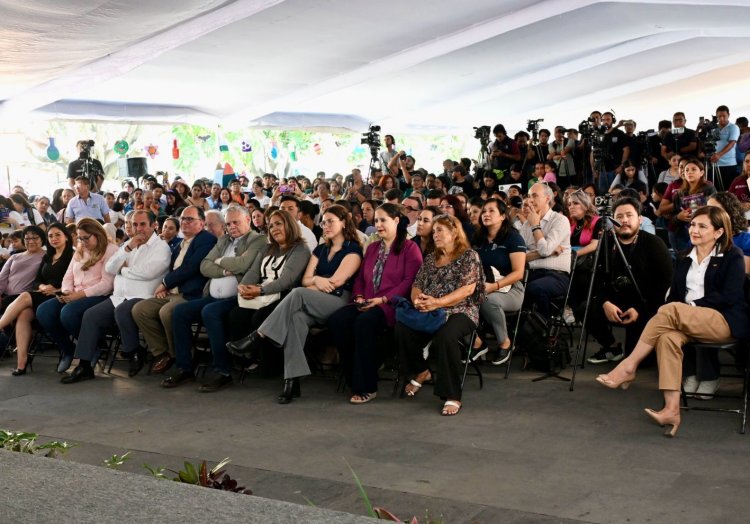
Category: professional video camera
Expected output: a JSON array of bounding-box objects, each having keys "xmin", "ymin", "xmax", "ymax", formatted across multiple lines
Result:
[
  {"xmin": 79, "ymin": 139, "xmax": 95, "ymax": 158},
  {"xmin": 579, "ymin": 117, "xmax": 607, "ymax": 165},
  {"xmin": 360, "ymin": 125, "xmax": 381, "ymax": 159},
  {"xmin": 473, "ymin": 125, "xmax": 491, "ymax": 147},
  {"xmin": 526, "ymin": 119, "xmax": 543, "ymax": 133},
  {"xmin": 594, "ymin": 193, "xmax": 614, "ymax": 218},
  {"xmin": 697, "ymin": 115, "xmax": 720, "ymax": 156}
]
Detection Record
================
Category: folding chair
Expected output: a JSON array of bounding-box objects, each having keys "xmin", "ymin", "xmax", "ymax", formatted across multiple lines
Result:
[
  {"xmin": 459, "ymin": 330, "xmax": 483, "ymax": 390},
  {"xmin": 501, "ymin": 268, "xmax": 529, "ymax": 379}
]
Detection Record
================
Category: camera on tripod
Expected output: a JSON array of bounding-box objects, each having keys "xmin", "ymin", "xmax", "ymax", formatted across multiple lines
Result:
[
  {"xmin": 594, "ymin": 193, "xmax": 614, "ymax": 217},
  {"xmin": 526, "ymin": 119, "xmax": 543, "ymax": 133},
  {"xmin": 473, "ymin": 125, "xmax": 491, "ymax": 147},
  {"xmin": 697, "ymin": 116, "xmax": 720, "ymax": 156},
  {"xmin": 80, "ymin": 140, "xmax": 95, "ymax": 158},
  {"xmin": 360, "ymin": 125, "xmax": 381, "ymax": 159}
]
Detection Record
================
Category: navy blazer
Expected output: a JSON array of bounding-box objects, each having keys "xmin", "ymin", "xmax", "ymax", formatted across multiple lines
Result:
[
  {"xmin": 163, "ymin": 230, "xmax": 218, "ymax": 300},
  {"xmin": 667, "ymin": 245, "xmax": 749, "ymax": 339}
]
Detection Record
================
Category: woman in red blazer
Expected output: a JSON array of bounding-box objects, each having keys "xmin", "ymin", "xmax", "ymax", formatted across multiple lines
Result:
[{"xmin": 327, "ymin": 203, "xmax": 423, "ymax": 404}]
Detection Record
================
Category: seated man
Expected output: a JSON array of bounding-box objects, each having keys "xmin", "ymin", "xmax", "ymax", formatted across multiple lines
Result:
[
  {"xmin": 585, "ymin": 197, "xmax": 673, "ymax": 363},
  {"xmin": 132, "ymin": 206, "xmax": 217, "ymax": 374},
  {"xmin": 62, "ymin": 210, "xmax": 171, "ymax": 383},
  {"xmin": 162, "ymin": 206, "xmax": 266, "ymax": 391},
  {"xmin": 519, "ymin": 182, "xmax": 571, "ymax": 316}
]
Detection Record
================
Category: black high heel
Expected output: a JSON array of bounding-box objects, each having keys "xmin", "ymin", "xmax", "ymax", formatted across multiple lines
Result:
[
  {"xmin": 278, "ymin": 378, "xmax": 301, "ymax": 404},
  {"xmin": 11, "ymin": 365, "xmax": 27, "ymax": 376}
]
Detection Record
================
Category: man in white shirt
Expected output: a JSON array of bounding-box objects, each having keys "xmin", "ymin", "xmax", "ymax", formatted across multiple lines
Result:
[
  {"xmin": 519, "ymin": 182, "xmax": 572, "ymax": 316},
  {"xmin": 62, "ymin": 210, "xmax": 171, "ymax": 382},
  {"xmin": 280, "ymin": 196, "xmax": 317, "ymax": 252},
  {"xmin": 401, "ymin": 195, "xmax": 422, "ymax": 238}
]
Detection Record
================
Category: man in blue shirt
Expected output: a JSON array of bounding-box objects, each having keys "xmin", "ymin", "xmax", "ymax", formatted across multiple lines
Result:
[
  {"xmin": 65, "ymin": 176, "xmax": 111, "ymax": 224},
  {"xmin": 711, "ymin": 105, "xmax": 740, "ymax": 190}
]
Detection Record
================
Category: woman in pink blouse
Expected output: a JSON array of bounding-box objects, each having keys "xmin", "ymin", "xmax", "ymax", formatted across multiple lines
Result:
[{"xmin": 36, "ymin": 218, "xmax": 118, "ymax": 374}]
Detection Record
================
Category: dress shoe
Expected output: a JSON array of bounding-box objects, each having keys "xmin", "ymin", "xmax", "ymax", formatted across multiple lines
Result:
[
  {"xmin": 198, "ymin": 373, "xmax": 233, "ymax": 393},
  {"xmin": 150, "ymin": 353, "xmax": 175, "ymax": 374},
  {"xmin": 696, "ymin": 379, "xmax": 719, "ymax": 400},
  {"xmin": 226, "ymin": 331, "xmax": 263, "ymax": 356},
  {"xmin": 644, "ymin": 408, "xmax": 680, "ymax": 438},
  {"xmin": 57, "ymin": 355, "xmax": 73, "ymax": 374},
  {"xmin": 61, "ymin": 365, "xmax": 95, "ymax": 384},
  {"xmin": 683, "ymin": 375, "xmax": 699, "ymax": 394},
  {"xmin": 128, "ymin": 347, "xmax": 147, "ymax": 377},
  {"xmin": 161, "ymin": 370, "xmax": 195, "ymax": 388},
  {"xmin": 11, "ymin": 366, "xmax": 27, "ymax": 376},
  {"xmin": 278, "ymin": 378, "xmax": 301, "ymax": 404}
]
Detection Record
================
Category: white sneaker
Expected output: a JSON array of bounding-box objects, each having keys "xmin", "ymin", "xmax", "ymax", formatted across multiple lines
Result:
[
  {"xmin": 696, "ymin": 379, "xmax": 719, "ymax": 400},
  {"xmin": 563, "ymin": 306, "xmax": 576, "ymax": 325},
  {"xmin": 683, "ymin": 375, "xmax": 699, "ymax": 394}
]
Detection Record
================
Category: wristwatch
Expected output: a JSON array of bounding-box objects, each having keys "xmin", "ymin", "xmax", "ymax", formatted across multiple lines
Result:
[{"xmin": 259, "ymin": 286, "xmax": 265, "ymax": 296}]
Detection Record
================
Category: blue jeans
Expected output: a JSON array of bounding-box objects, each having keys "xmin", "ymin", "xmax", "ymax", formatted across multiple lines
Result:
[
  {"xmin": 172, "ymin": 296, "xmax": 236, "ymax": 374},
  {"xmin": 598, "ymin": 169, "xmax": 617, "ymax": 194},
  {"xmin": 37, "ymin": 295, "xmax": 109, "ymax": 356}
]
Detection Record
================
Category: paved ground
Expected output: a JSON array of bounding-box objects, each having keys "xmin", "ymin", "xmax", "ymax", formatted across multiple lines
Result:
[{"xmin": 2, "ymin": 346, "xmax": 750, "ymax": 523}]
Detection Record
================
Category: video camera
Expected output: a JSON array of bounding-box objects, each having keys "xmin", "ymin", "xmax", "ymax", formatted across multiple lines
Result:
[
  {"xmin": 526, "ymin": 119, "xmax": 544, "ymax": 133},
  {"xmin": 79, "ymin": 139, "xmax": 95, "ymax": 158},
  {"xmin": 595, "ymin": 193, "xmax": 614, "ymax": 218},
  {"xmin": 697, "ymin": 115, "xmax": 720, "ymax": 156},
  {"xmin": 360, "ymin": 125, "xmax": 381, "ymax": 159},
  {"xmin": 473, "ymin": 125, "xmax": 491, "ymax": 147}
]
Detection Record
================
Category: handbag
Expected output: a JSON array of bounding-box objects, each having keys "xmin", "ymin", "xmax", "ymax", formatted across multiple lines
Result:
[
  {"xmin": 238, "ymin": 253, "xmax": 286, "ymax": 310},
  {"xmin": 391, "ymin": 296, "xmax": 448, "ymax": 335}
]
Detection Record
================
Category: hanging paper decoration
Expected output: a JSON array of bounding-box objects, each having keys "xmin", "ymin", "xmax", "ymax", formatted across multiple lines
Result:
[
  {"xmin": 335, "ymin": 141, "xmax": 342, "ymax": 147},
  {"xmin": 46, "ymin": 138, "xmax": 60, "ymax": 161},
  {"xmin": 221, "ymin": 163, "xmax": 236, "ymax": 187},
  {"xmin": 270, "ymin": 147, "xmax": 278, "ymax": 159},
  {"xmin": 114, "ymin": 139, "xmax": 129, "ymax": 156},
  {"xmin": 313, "ymin": 143, "xmax": 322, "ymax": 155},
  {"xmin": 146, "ymin": 144, "xmax": 159, "ymax": 159},
  {"xmin": 172, "ymin": 139, "xmax": 180, "ymax": 160},
  {"xmin": 197, "ymin": 134, "xmax": 211, "ymax": 142},
  {"xmin": 354, "ymin": 145, "xmax": 365, "ymax": 154},
  {"xmin": 218, "ymin": 128, "xmax": 229, "ymax": 152},
  {"xmin": 290, "ymin": 151, "xmax": 297, "ymax": 161},
  {"xmin": 241, "ymin": 140, "xmax": 252, "ymax": 153},
  {"xmin": 213, "ymin": 162, "xmax": 224, "ymax": 185}
]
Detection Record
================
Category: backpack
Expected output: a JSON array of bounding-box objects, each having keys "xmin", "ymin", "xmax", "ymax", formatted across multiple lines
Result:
[{"xmin": 517, "ymin": 310, "xmax": 570, "ymax": 374}]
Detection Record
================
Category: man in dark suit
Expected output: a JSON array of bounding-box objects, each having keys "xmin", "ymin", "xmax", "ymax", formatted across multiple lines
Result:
[{"xmin": 132, "ymin": 206, "xmax": 218, "ymax": 374}]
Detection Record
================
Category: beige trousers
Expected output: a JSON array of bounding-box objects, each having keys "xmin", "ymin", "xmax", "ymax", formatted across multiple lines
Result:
[
  {"xmin": 131, "ymin": 294, "xmax": 187, "ymax": 356},
  {"xmin": 639, "ymin": 303, "xmax": 733, "ymax": 391}
]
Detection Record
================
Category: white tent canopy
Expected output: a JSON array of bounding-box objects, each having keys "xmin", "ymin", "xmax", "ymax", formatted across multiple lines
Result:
[{"xmin": 3, "ymin": 0, "xmax": 750, "ymax": 134}]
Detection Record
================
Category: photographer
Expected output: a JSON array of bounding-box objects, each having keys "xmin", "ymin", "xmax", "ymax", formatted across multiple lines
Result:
[
  {"xmin": 661, "ymin": 112, "xmax": 698, "ymax": 159},
  {"xmin": 548, "ymin": 126, "xmax": 576, "ymax": 190},
  {"xmin": 386, "ymin": 151, "xmax": 416, "ymax": 189},
  {"xmin": 67, "ymin": 140, "xmax": 104, "ymax": 192},
  {"xmin": 490, "ymin": 124, "xmax": 520, "ymax": 181},
  {"xmin": 651, "ymin": 120, "xmax": 672, "ymax": 174},
  {"xmin": 344, "ymin": 169, "xmax": 372, "ymax": 204},
  {"xmin": 585, "ymin": 197, "xmax": 673, "ymax": 364},
  {"xmin": 379, "ymin": 134, "xmax": 397, "ymax": 175},
  {"xmin": 710, "ymin": 105, "xmax": 740, "ymax": 189},
  {"xmin": 598, "ymin": 112, "xmax": 630, "ymax": 194}
]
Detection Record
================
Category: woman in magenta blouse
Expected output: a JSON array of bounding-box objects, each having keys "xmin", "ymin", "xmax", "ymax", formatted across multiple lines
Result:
[
  {"xmin": 36, "ymin": 218, "xmax": 118, "ymax": 374},
  {"xmin": 327, "ymin": 203, "xmax": 423, "ymax": 404}
]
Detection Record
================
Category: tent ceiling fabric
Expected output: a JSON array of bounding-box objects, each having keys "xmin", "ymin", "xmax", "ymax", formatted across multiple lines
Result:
[{"xmin": 2, "ymin": 0, "xmax": 750, "ymax": 133}]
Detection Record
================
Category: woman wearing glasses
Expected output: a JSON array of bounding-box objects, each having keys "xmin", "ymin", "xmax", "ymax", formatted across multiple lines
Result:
[
  {"xmin": 0, "ymin": 226, "xmax": 49, "ymax": 375},
  {"xmin": 227, "ymin": 205, "xmax": 362, "ymax": 403},
  {"xmin": 36, "ymin": 218, "xmax": 118, "ymax": 375}
]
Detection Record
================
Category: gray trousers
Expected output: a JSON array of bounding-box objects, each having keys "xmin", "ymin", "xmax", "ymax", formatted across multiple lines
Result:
[
  {"xmin": 479, "ymin": 282, "xmax": 525, "ymax": 344},
  {"xmin": 74, "ymin": 298, "xmax": 143, "ymax": 361},
  {"xmin": 259, "ymin": 287, "xmax": 349, "ymax": 379}
]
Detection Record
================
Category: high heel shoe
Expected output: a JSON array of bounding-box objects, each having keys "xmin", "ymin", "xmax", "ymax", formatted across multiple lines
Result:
[
  {"xmin": 595, "ymin": 372, "xmax": 635, "ymax": 390},
  {"xmin": 278, "ymin": 378, "xmax": 301, "ymax": 404},
  {"xmin": 644, "ymin": 408, "xmax": 680, "ymax": 438},
  {"xmin": 11, "ymin": 365, "xmax": 27, "ymax": 376}
]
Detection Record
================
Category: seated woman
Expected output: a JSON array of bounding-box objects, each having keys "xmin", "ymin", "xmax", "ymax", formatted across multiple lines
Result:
[
  {"xmin": 327, "ymin": 203, "xmax": 423, "ymax": 404},
  {"xmin": 412, "ymin": 206, "xmax": 440, "ymax": 256},
  {"xmin": 226, "ymin": 205, "xmax": 362, "ymax": 403},
  {"xmin": 596, "ymin": 206, "xmax": 748, "ymax": 437},
  {"xmin": 707, "ymin": 192, "xmax": 750, "ymax": 274},
  {"xmin": 0, "ymin": 226, "xmax": 51, "ymax": 375},
  {"xmin": 471, "ymin": 199, "xmax": 527, "ymax": 366},
  {"xmin": 396, "ymin": 214, "xmax": 483, "ymax": 416},
  {"xmin": 439, "ymin": 194, "xmax": 475, "ymax": 240},
  {"xmin": 610, "ymin": 160, "xmax": 648, "ymax": 194},
  {"xmin": 567, "ymin": 189, "xmax": 601, "ymax": 312},
  {"xmin": 160, "ymin": 217, "xmax": 182, "ymax": 255},
  {"xmin": 220, "ymin": 210, "xmax": 310, "ymax": 380},
  {"xmin": 670, "ymin": 157, "xmax": 715, "ymax": 251},
  {"xmin": 36, "ymin": 218, "xmax": 118, "ymax": 377}
]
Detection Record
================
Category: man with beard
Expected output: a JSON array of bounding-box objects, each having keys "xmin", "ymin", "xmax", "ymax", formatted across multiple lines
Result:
[{"xmin": 584, "ymin": 197, "xmax": 673, "ymax": 364}]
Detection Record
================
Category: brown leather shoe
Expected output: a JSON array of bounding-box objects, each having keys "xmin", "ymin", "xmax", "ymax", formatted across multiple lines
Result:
[{"xmin": 150, "ymin": 353, "xmax": 175, "ymax": 374}]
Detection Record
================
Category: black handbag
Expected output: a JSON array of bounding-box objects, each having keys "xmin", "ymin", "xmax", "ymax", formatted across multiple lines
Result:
[{"xmin": 391, "ymin": 296, "xmax": 448, "ymax": 335}]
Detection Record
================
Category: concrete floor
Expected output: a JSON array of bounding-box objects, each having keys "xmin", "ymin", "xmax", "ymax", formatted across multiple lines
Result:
[{"xmin": 2, "ymin": 348, "xmax": 750, "ymax": 524}]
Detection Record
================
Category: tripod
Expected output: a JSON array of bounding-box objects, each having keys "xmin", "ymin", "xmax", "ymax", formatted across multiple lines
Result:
[
  {"xmin": 568, "ymin": 214, "xmax": 646, "ymax": 391},
  {"xmin": 705, "ymin": 158, "xmax": 723, "ymax": 191}
]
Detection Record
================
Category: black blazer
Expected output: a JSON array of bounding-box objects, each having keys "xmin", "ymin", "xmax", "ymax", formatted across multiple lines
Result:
[
  {"xmin": 163, "ymin": 230, "xmax": 217, "ymax": 300},
  {"xmin": 667, "ymin": 245, "xmax": 749, "ymax": 339}
]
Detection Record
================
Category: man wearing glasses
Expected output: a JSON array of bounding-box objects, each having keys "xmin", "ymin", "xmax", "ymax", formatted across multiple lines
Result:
[
  {"xmin": 401, "ymin": 196, "xmax": 422, "ymax": 238},
  {"xmin": 131, "ymin": 206, "xmax": 217, "ymax": 374},
  {"xmin": 661, "ymin": 112, "xmax": 698, "ymax": 160}
]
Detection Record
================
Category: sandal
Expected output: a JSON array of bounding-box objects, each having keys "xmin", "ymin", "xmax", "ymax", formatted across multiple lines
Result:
[
  {"xmin": 405, "ymin": 372, "xmax": 431, "ymax": 397},
  {"xmin": 350, "ymin": 392, "xmax": 377, "ymax": 404},
  {"xmin": 441, "ymin": 400, "xmax": 462, "ymax": 416}
]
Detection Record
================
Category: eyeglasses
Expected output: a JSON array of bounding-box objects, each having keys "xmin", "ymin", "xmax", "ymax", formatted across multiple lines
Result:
[
  {"xmin": 77, "ymin": 234, "xmax": 92, "ymax": 243},
  {"xmin": 321, "ymin": 218, "xmax": 339, "ymax": 227},
  {"xmin": 403, "ymin": 206, "xmax": 418, "ymax": 212},
  {"xmin": 180, "ymin": 216, "xmax": 200, "ymax": 223},
  {"xmin": 438, "ymin": 204, "xmax": 453, "ymax": 210},
  {"xmin": 24, "ymin": 236, "xmax": 41, "ymax": 242}
]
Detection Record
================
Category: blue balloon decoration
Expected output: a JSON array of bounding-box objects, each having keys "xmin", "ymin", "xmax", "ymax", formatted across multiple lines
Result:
[{"xmin": 354, "ymin": 145, "xmax": 366, "ymax": 154}]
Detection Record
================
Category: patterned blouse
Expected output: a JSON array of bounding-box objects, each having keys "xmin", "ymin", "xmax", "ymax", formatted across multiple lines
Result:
[{"xmin": 413, "ymin": 248, "xmax": 484, "ymax": 326}]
